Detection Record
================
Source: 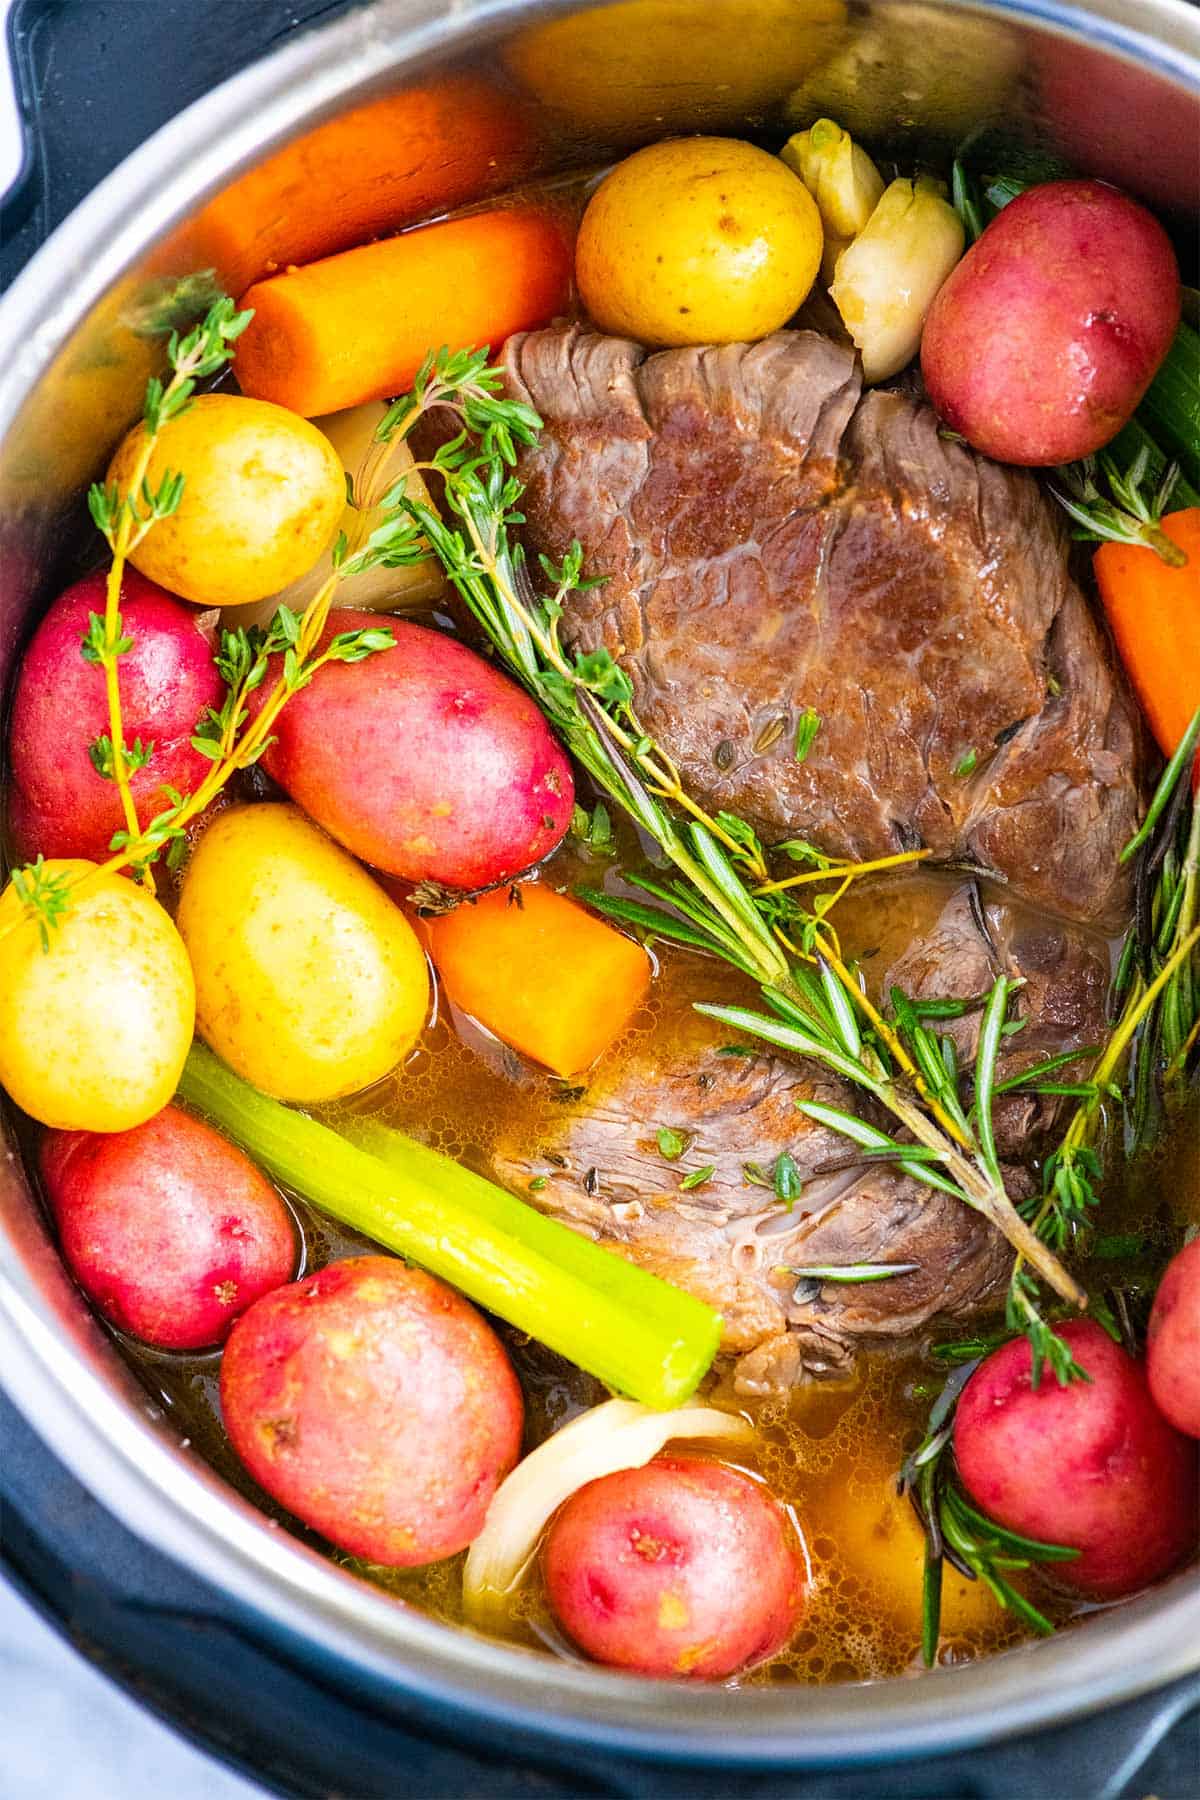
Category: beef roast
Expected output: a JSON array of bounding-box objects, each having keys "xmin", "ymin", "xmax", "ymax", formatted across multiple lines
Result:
[
  {"xmin": 491, "ymin": 956, "xmax": 1012, "ymax": 1392},
  {"xmin": 503, "ymin": 326, "xmax": 1143, "ymax": 929},
  {"xmin": 884, "ymin": 887, "xmax": 1111, "ymax": 1156}
]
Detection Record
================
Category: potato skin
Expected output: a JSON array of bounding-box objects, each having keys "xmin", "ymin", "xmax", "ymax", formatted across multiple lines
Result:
[
  {"xmin": 177, "ymin": 803, "xmax": 429, "ymax": 1102},
  {"xmin": 954, "ymin": 1320, "xmax": 1198, "ymax": 1598},
  {"xmin": 543, "ymin": 1455, "xmax": 805, "ymax": 1678},
  {"xmin": 42, "ymin": 1106, "xmax": 295, "ymax": 1350},
  {"xmin": 107, "ymin": 394, "xmax": 345, "ymax": 607},
  {"xmin": 8, "ymin": 571, "xmax": 223, "ymax": 863},
  {"xmin": 0, "ymin": 864, "xmax": 195, "ymax": 1132},
  {"xmin": 921, "ymin": 180, "xmax": 1180, "ymax": 466},
  {"xmin": 576, "ymin": 137, "xmax": 822, "ymax": 347},
  {"xmin": 220, "ymin": 1255, "xmax": 523, "ymax": 1564},
  {"xmin": 1147, "ymin": 1241, "xmax": 1200, "ymax": 1439},
  {"xmin": 258, "ymin": 612, "xmax": 574, "ymax": 889}
]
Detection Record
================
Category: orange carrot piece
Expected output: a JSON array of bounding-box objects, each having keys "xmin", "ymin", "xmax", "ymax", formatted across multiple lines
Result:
[
  {"xmin": 1094, "ymin": 509, "xmax": 1200, "ymax": 760},
  {"xmin": 427, "ymin": 883, "xmax": 652, "ymax": 1078},
  {"xmin": 173, "ymin": 77, "xmax": 532, "ymax": 297},
  {"xmin": 234, "ymin": 209, "xmax": 574, "ymax": 417}
]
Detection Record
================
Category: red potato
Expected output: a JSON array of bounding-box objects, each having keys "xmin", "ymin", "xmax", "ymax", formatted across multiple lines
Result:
[
  {"xmin": 543, "ymin": 1456, "xmax": 805, "ymax": 1679},
  {"xmin": 8, "ymin": 571, "xmax": 223, "ymax": 862},
  {"xmin": 1148, "ymin": 1240, "xmax": 1200, "ymax": 1439},
  {"xmin": 921, "ymin": 180, "xmax": 1180, "ymax": 466},
  {"xmin": 256, "ymin": 611, "xmax": 574, "ymax": 889},
  {"xmin": 220, "ymin": 1255, "xmax": 523, "ymax": 1565},
  {"xmin": 41, "ymin": 1107, "xmax": 295, "ymax": 1351},
  {"xmin": 954, "ymin": 1320, "xmax": 1198, "ymax": 1599}
]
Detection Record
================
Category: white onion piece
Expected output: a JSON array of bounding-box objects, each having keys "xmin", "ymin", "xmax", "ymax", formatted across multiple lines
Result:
[{"xmin": 462, "ymin": 1398, "xmax": 754, "ymax": 1626}]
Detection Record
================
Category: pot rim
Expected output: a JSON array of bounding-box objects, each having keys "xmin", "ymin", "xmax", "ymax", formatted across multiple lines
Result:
[{"xmin": 1, "ymin": 0, "xmax": 1198, "ymax": 1764}]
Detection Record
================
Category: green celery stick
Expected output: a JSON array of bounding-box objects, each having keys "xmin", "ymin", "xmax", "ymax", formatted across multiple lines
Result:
[{"xmin": 177, "ymin": 1044, "xmax": 721, "ymax": 1409}]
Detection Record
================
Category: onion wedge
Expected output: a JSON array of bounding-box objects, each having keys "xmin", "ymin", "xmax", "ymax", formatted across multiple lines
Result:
[{"xmin": 462, "ymin": 1398, "xmax": 753, "ymax": 1627}]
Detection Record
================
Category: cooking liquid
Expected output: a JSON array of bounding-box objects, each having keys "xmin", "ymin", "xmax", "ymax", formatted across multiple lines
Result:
[
  {"xmin": 95, "ymin": 839, "xmax": 1199, "ymax": 1685},
  {"xmin": 8, "ymin": 165, "xmax": 1196, "ymax": 1673}
]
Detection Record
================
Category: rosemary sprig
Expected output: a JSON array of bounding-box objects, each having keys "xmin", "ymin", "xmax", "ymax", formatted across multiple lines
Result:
[
  {"xmin": 700, "ymin": 966, "xmax": 1086, "ymax": 1344},
  {"xmin": 357, "ymin": 349, "xmax": 1083, "ymax": 1325},
  {"xmin": 1050, "ymin": 444, "xmax": 1190, "ymax": 567},
  {"xmin": 898, "ymin": 1359, "xmax": 1079, "ymax": 1665},
  {"xmin": 1001, "ymin": 708, "xmax": 1200, "ymax": 1371}
]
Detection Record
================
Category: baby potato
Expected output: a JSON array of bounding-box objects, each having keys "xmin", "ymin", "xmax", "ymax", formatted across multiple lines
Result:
[
  {"xmin": 107, "ymin": 394, "xmax": 345, "ymax": 607},
  {"xmin": 834, "ymin": 1470, "xmax": 1006, "ymax": 1641},
  {"xmin": 177, "ymin": 804, "xmax": 429, "ymax": 1103},
  {"xmin": 576, "ymin": 137, "xmax": 822, "ymax": 347},
  {"xmin": 0, "ymin": 863, "xmax": 195, "ymax": 1132}
]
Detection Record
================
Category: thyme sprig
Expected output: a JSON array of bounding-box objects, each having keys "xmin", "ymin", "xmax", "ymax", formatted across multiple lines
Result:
[
  {"xmin": 3, "ymin": 297, "xmax": 402, "ymax": 947},
  {"xmin": 84, "ymin": 296, "xmax": 254, "ymax": 861},
  {"xmin": 353, "ymin": 349, "xmax": 1082, "ymax": 1318},
  {"xmin": 899, "ymin": 1358, "xmax": 1079, "ymax": 1666}
]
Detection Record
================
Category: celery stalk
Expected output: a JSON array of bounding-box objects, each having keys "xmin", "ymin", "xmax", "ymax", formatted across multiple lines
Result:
[{"xmin": 177, "ymin": 1044, "xmax": 721, "ymax": 1409}]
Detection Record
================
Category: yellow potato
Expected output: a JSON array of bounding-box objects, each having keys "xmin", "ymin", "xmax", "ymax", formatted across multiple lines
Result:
[
  {"xmin": 835, "ymin": 1470, "xmax": 1006, "ymax": 1639},
  {"xmin": 107, "ymin": 394, "xmax": 345, "ymax": 608},
  {"xmin": 505, "ymin": 0, "xmax": 846, "ymax": 136},
  {"xmin": 219, "ymin": 401, "xmax": 447, "ymax": 632},
  {"xmin": 576, "ymin": 137, "xmax": 823, "ymax": 348},
  {"xmin": 0, "ymin": 863, "xmax": 195, "ymax": 1132},
  {"xmin": 177, "ymin": 804, "xmax": 429, "ymax": 1102}
]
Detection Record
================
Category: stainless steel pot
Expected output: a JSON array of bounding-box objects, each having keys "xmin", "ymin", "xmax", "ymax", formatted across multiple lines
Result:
[{"xmin": 1, "ymin": 0, "xmax": 1197, "ymax": 1768}]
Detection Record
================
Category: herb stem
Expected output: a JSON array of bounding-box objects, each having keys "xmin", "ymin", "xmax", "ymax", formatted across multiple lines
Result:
[
  {"xmin": 1087, "ymin": 920, "xmax": 1200, "ymax": 1099},
  {"xmin": 821, "ymin": 944, "xmax": 978, "ymax": 1155},
  {"xmin": 884, "ymin": 1085, "xmax": 1086, "ymax": 1305},
  {"xmin": 753, "ymin": 848, "xmax": 930, "ymax": 896},
  {"xmin": 100, "ymin": 544, "xmax": 144, "ymax": 855}
]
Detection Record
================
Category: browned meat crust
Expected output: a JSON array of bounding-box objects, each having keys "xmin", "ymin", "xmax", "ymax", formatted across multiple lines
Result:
[{"xmin": 503, "ymin": 325, "xmax": 1143, "ymax": 930}]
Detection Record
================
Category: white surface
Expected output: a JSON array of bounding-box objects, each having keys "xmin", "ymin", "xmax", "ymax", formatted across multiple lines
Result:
[{"xmin": 0, "ymin": 1574, "xmax": 263, "ymax": 1800}]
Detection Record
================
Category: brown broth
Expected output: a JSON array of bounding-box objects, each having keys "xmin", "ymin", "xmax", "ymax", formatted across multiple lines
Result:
[{"xmin": 97, "ymin": 839, "xmax": 1196, "ymax": 1685}]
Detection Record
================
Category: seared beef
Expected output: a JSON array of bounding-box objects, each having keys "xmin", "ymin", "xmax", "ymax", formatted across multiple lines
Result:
[
  {"xmin": 884, "ymin": 888, "xmax": 1110, "ymax": 1156},
  {"xmin": 503, "ymin": 326, "xmax": 1143, "ymax": 929},
  {"xmin": 492, "ymin": 957, "xmax": 1012, "ymax": 1392}
]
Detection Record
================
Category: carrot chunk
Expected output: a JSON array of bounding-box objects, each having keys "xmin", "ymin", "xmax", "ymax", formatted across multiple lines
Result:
[
  {"xmin": 234, "ymin": 208, "xmax": 574, "ymax": 417},
  {"xmin": 177, "ymin": 77, "xmax": 532, "ymax": 296},
  {"xmin": 1093, "ymin": 509, "xmax": 1200, "ymax": 761},
  {"xmin": 427, "ymin": 884, "xmax": 652, "ymax": 1077}
]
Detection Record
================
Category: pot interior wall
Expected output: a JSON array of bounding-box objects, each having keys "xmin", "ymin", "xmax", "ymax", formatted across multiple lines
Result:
[{"xmin": 0, "ymin": 0, "xmax": 1197, "ymax": 1758}]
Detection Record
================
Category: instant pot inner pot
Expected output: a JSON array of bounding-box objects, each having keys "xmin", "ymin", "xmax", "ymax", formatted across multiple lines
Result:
[{"xmin": 0, "ymin": 0, "xmax": 1197, "ymax": 1765}]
